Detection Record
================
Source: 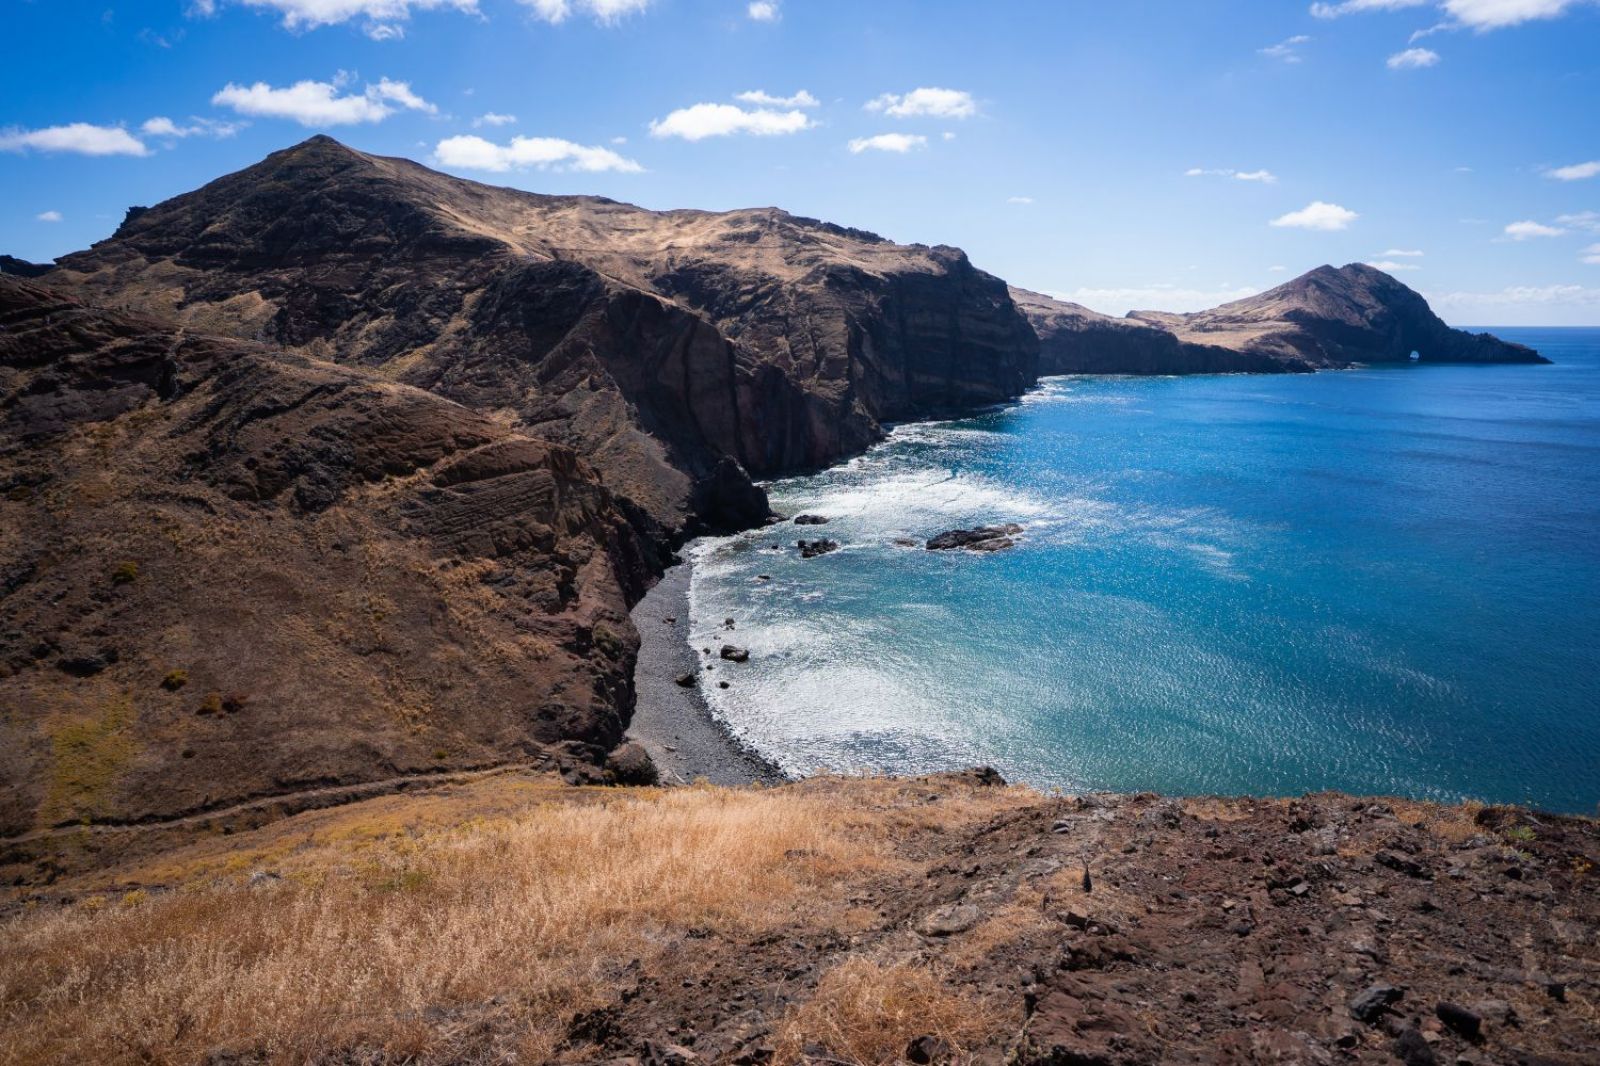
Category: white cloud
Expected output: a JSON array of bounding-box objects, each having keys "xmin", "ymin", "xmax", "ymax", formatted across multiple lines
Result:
[
  {"xmin": 1365, "ymin": 259, "xmax": 1422, "ymax": 271},
  {"xmin": 141, "ymin": 115, "xmax": 244, "ymax": 138},
  {"xmin": 1442, "ymin": 0, "xmax": 1587, "ymax": 30},
  {"xmin": 0, "ymin": 123, "xmax": 150, "ymax": 157},
  {"xmin": 1548, "ymin": 160, "xmax": 1600, "ymax": 181},
  {"xmin": 1556, "ymin": 211, "xmax": 1600, "ymax": 231},
  {"xmin": 942, "ymin": 131, "xmax": 956, "ymax": 141},
  {"xmin": 1259, "ymin": 35, "xmax": 1311, "ymax": 62},
  {"xmin": 1311, "ymin": 0, "xmax": 1589, "ymax": 31},
  {"xmin": 1382, "ymin": 248, "xmax": 1426, "ymax": 256},
  {"xmin": 518, "ymin": 0, "xmax": 653, "ymax": 24},
  {"xmin": 1007, "ymin": 196, "xmax": 1034, "ymax": 204},
  {"xmin": 212, "ymin": 76, "xmax": 436, "ymax": 126},
  {"xmin": 1271, "ymin": 201, "xmax": 1359, "ymax": 230},
  {"xmin": 1426, "ymin": 283, "xmax": 1600, "ymax": 321},
  {"xmin": 1312, "ymin": 0, "xmax": 1429, "ymax": 17},
  {"xmin": 1583, "ymin": 243, "xmax": 1600, "ymax": 264},
  {"xmin": 1055, "ymin": 283, "xmax": 1260, "ymax": 316},
  {"xmin": 1387, "ymin": 47, "xmax": 1441, "ymax": 68},
  {"xmin": 1268, "ymin": 264, "xmax": 1288, "ymax": 272},
  {"xmin": 747, "ymin": 1, "xmax": 778, "ymax": 20},
  {"xmin": 649, "ymin": 102, "xmax": 813, "ymax": 141},
  {"xmin": 1503, "ymin": 220, "xmax": 1565, "ymax": 239},
  {"xmin": 201, "ymin": 0, "xmax": 479, "ymax": 35},
  {"xmin": 1186, "ymin": 167, "xmax": 1278, "ymax": 184},
  {"xmin": 37, "ymin": 210, "xmax": 63, "ymax": 222},
  {"xmin": 473, "ymin": 112, "xmax": 517, "ymax": 127},
  {"xmin": 848, "ymin": 132, "xmax": 927, "ymax": 154},
  {"xmin": 735, "ymin": 89, "xmax": 818, "ymax": 108},
  {"xmin": 434, "ymin": 133, "xmax": 642, "ymax": 172},
  {"xmin": 865, "ymin": 87, "xmax": 977, "ymax": 119}
]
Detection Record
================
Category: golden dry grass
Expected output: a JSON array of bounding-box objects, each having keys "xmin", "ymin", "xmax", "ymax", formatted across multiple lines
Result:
[
  {"xmin": 773, "ymin": 957, "xmax": 1009, "ymax": 1066},
  {"xmin": 0, "ymin": 783, "xmax": 902, "ymax": 1066}
]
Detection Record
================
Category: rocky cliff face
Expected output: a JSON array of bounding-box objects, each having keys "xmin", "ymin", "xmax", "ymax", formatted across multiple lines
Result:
[
  {"xmin": 1011, "ymin": 287, "xmax": 1296, "ymax": 375},
  {"xmin": 45, "ymin": 135, "xmax": 1038, "ymax": 535},
  {"xmin": 1015, "ymin": 265, "xmax": 1545, "ymax": 374},
  {"xmin": 0, "ymin": 276, "xmax": 661, "ymax": 838}
]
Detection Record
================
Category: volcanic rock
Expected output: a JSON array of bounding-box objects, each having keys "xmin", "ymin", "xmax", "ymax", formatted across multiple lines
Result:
[
  {"xmin": 926, "ymin": 524, "xmax": 1023, "ymax": 552},
  {"xmin": 797, "ymin": 538, "xmax": 839, "ymax": 558},
  {"xmin": 1014, "ymin": 264, "xmax": 1545, "ymax": 374}
]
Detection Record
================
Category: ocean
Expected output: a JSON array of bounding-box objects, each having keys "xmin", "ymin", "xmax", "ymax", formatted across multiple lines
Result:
[{"xmin": 686, "ymin": 329, "xmax": 1600, "ymax": 813}]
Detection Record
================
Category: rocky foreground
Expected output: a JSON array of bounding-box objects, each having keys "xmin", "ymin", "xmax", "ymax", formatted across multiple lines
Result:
[{"xmin": 1, "ymin": 772, "xmax": 1594, "ymax": 1065}]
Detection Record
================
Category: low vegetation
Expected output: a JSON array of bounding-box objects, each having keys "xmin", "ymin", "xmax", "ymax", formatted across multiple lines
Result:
[{"xmin": 0, "ymin": 778, "xmax": 1021, "ymax": 1065}]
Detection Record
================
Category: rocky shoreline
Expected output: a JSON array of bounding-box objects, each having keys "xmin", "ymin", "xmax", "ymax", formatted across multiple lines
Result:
[{"xmin": 626, "ymin": 559, "xmax": 787, "ymax": 786}]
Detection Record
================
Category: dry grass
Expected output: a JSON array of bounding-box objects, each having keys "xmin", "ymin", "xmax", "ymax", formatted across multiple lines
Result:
[
  {"xmin": 0, "ymin": 784, "xmax": 892, "ymax": 1065},
  {"xmin": 773, "ymin": 957, "xmax": 1008, "ymax": 1066}
]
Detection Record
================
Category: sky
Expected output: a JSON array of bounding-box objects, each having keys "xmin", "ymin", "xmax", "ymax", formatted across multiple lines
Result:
[{"xmin": 3, "ymin": 0, "xmax": 1599, "ymax": 325}]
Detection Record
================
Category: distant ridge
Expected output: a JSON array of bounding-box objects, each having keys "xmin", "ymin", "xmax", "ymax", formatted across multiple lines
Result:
[{"xmin": 1016, "ymin": 263, "xmax": 1546, "ymax": 375}]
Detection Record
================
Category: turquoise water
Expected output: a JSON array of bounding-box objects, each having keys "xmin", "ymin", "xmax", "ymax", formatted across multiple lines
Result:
[{"xmin": 687, "ymin": 329, "xmax": 1600, "ymax": 814}]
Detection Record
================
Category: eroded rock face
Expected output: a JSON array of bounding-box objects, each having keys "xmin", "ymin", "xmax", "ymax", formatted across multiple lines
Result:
[
  {"xmin": 1014, "ymin": 265, "xmax": 1545, "ymax": 374},
  {"xmin": 45, "ymin": 135, "xmax": 1039, "ymax": 537},
  {"xmin": 0, "ymin": 277, "xmax": 660, "ymax": 836}
]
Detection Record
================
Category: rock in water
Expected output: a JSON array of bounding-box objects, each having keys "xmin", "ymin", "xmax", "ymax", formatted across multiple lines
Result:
[
  {"xmin": 798, "ymin": 538, "xmax": 840, "ymax": 558},
  {"xmin": 926, "ymin": 524, "xmax": 1023, "ymax": 552},
  {"xmin": 793, "ymin": 514, "xmax": 830, "ymax": 525},
  {"xmin": 720, "ymin": 645, "xmax": 750, "ymax": 663}
]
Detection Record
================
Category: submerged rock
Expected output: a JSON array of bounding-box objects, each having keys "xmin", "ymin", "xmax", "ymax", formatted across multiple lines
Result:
[
  {"xmin": 797, "ymin": 538, "xmax": 840, "ymax": 558},
  {"xmin": 793, "ymin": 514, "xmax": 830, "ymax": 525},
  {"xmin": 926, "ymin": 524, "xmax": 1023, "ymax": 552}
]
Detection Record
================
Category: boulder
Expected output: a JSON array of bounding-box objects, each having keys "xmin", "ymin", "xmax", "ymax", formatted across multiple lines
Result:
[
  {"xmin": 605, "ymin": 742, "xmax": 660, "ymax": 786},
  {"xmin": 925, "ymin": 524, "xmax": 1023, "ymax": 552},
  {"xmin": 797, "ymin": 538, "xmax": 839, "ymax": 558},
  {"xmin": 720, "ymin": 645, "xmax": 750, "ymax": 663}
]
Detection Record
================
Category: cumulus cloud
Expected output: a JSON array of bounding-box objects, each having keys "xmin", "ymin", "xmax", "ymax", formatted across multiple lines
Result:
[
  {"xmin": 37, "ymin": 210, "xmax": 63, "ymax": 222},
  {"xmin": 518, "ymin": 0, "xmax": 653, "ymax": 24},
  {"xmin": 212, "ymin": 76, "xmax": 436, "ymax": 126},
  {"xmin": 1382, "ymin": 248, "xmax": 1426, "ymax": 256},
  {"xmin": 141, "ymin": 115, "xmax": 244, "ymax": 138},
  {"xmin": 735, "ymin": 89, "xmax": 818, "ymax": 108},
  {"xmin": 1547, "ymin": 160, "xmax": 1600, "ymax": 181},
  {"xmin": 649, "ymin": 102, "xmax": 813, "ymax": 141},
  {"xmin": 472, "ymin": 112, "xmax": 517, "ymax": 127},
  {"xmin": 1365, "ymin": 259, "xmax": 1421, "ymax": 271},
  {"xmin": 1259, "ymin": 35, "xmax": 1311, "ymax": 62},
  {"xmin": 434, "ymin": 133, "xmax": 642, "ymax": 172},
  {"xmin": 1503, "ymin": 220, "xmax": 1566, "ymax": 239},
  {"xmin": 1556, "ymin": 211, "xmax": 1600, "ymax": 231},
  {"xmin": 1387, "ymin": 47, "xmax": 1441, "ymax": 68},
  {"xmin": 1311, "ymin": 0, "xmax": 1589, "ymax": 31},
  {"xmin": 1186, "ymin": 167, "xmax": 1278, "ymax": 184},
  {"xmin": 0, "ymin": 123, "xmax": 150, "ymax": 156},
  {"xmin": 865, "ymin": 87, "xmax": 977, "ymax": 119},
  {"xmin": 847, "ymin": 132, "xmax": 927, "ymax": 154},
  {"xmin": 1271, "ymin": 201, "xmax": 1359, "ymax": 230},
  {"xmin": 747, "ymin": 1, "xmax": 778, "ymax": 20},
  {"xmin": 1583, "ymin": 243, "xmax": 1600, "ymax": 264},
  {"xmin": 196, "ymin": 0, "xmax": 479, "ymax": 38}
]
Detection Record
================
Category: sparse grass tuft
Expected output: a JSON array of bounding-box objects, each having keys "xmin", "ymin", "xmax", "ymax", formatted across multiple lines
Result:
[
  {"xmin": 43, "ymin": 695, "xmax": 138, "ymax": 826},
  {"xmin": 160, "ymin": 669, "xmax": 188, "ymax": 691},
  {"xmin": 774, "ymin": 957, "xmax": 1009, "ymax": 1066},
  {"xmin": 110, "ymin": 560, "xmax": 139, "ymax": 585}
]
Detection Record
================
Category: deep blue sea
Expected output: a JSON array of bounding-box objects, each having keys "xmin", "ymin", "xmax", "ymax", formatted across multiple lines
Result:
[{"xmin": 687, "ymin": 329, "xmax": 1600, "ymax": 813}]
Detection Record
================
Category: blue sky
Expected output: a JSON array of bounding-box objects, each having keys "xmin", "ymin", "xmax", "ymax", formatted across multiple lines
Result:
[{"xmin": 3, "ymin": 0, "xmax": 1599, "ymax": 324}]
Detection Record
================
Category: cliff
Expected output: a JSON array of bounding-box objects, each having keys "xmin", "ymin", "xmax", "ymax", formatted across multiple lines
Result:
[
  {"xmin": 0, "ymin": 276, "xmax": 660, "ymax": 839},
  {"xmin": 1015, "ymin": 265, "xmax": 1545, "ymax": 375},
  {"xmin": 44, "ymin": 135, "xmax": 1039, "ymax": 536}
]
